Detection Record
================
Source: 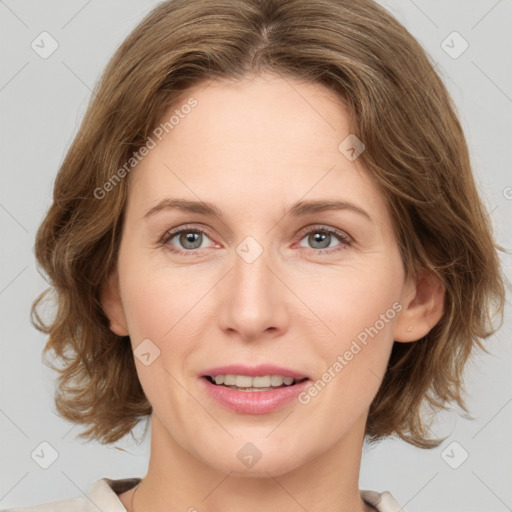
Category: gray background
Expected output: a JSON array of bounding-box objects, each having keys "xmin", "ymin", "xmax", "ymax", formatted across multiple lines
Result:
[{"xmin": 0, "ymin": 1, "xmax": 511, "ymax": 510}]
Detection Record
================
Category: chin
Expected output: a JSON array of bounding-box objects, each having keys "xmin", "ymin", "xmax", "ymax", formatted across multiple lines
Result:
[
  {"xmin": 212, "ymin": 453, "xmax": 305, "ymax": 478},
  {"xmin": 191, "ymin": 432, "xmax": 314, "ymax": 478}
]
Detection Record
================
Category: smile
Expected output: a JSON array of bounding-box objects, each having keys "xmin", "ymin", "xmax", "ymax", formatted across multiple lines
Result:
[
  {"xmin": 206, "ymin": 374, "xmax": 308, "ymax": 390},
  {"xmin": 201, "ymin": 375, "xmax": 311, "ymax": 414}
]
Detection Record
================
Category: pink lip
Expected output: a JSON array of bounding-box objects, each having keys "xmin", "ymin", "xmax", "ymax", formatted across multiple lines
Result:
[
  {"xmin": 201, "ymin": 364, "xmax": 309, "ymax": 380},
  {"xmin": 200, "ymin": 376, "xmax": 311, "ymax": 414}
]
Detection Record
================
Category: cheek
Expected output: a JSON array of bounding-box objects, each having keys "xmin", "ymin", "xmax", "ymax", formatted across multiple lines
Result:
[
  {"xmin": 299, "ymin": 266, "xmax": 402, "ymax": 402},
  {"xmin": 119, "ymin": 255, "xmax": 205, "ymax": 340},
  {"xmin": 118, "ymin": 264, "xmax": 208, "ymax": 420},
  {"xmin": 306, "ymin": 267, "xmax": 402, "ymax": 344}
]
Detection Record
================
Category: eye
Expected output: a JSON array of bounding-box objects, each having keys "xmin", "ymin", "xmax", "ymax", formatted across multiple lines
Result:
[
  {"xmin": 160, "ymin": 224, "xmax": 352, "ymax": 257},
  {"xmin": 296, "ymin": 226, "xmax": 352, "ymax": 254},
  {"xmin": 160, "ymin": 225, "xmax": 216, "ymax": 255}
]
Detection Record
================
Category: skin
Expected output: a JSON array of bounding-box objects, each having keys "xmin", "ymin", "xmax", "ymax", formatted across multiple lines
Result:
[{"xmin": 101, "ymin": 72, "xmax": 444, "ymax": 512}]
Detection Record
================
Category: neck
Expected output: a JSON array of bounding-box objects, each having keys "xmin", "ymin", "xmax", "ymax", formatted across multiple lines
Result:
[{"xmin": 123, "ymin": 413, "xmax": 370, "ymax": 512}]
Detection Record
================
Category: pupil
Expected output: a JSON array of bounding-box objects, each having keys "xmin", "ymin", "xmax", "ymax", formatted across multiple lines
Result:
[
  {"xmin": 180, "ymin": 231, "xmax": 201, "ymax": 249},
  {"xmin": 310, "ymin": 232, "xmax": 329, "ymax": 249}
]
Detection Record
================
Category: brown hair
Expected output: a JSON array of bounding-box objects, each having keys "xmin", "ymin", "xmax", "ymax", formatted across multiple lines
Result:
[{"xmin": 31, "ymin": 0, "xmax": 505, "ymax": 448}]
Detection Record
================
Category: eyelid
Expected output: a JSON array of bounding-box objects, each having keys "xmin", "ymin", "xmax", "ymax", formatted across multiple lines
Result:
[
  {"xmin": 293, "ymin": 224, "xmax": 353, "ymax": 254},
  {"xmin": 295, "ymin": 224, "xmax": 353, "ymax": 243},
  {"xmin": 160, "ymin": 224, "xmax": 214, "ymax": 246}
]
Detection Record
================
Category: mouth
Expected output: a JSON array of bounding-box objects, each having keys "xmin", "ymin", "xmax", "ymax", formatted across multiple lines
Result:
[
  {"xmin": 200, "ymin": 372, "xmax": 312, "ymax": 414},
  {"xmin": 202, "ymin": 374, "xmax": 310, "ymax": 392}
]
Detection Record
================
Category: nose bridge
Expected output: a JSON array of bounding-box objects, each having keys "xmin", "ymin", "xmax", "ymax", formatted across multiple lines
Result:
[
  {"xmin": 219, "ymin": 235, "xmax": 287, "ymax": 339},
  {"xmin": 232, "ymin": 235, "xmax": 274, "ymax": 307}
]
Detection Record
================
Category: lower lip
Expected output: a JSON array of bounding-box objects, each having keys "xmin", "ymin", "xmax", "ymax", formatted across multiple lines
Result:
[{"xmin": 200, "ymin": 377, "xmax": 310, "ymax": 414}]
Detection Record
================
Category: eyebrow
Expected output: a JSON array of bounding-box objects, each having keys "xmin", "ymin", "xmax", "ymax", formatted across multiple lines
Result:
[{"xmin": 143, "ymin": 198, "xmax": 372, "ymax": 223}]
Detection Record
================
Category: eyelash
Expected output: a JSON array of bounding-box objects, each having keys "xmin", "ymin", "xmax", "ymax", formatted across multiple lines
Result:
[{"xmin": 159, "ymin": 224, "xmax": 353, "ymax": 257}]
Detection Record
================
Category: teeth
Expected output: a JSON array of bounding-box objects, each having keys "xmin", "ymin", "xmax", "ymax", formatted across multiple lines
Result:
[{"xmin": 212, "ymin": 375, "xmax": 298, "ymax": 388}]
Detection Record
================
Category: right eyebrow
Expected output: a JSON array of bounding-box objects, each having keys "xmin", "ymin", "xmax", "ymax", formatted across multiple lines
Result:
[{"xmin": 143, "ymin": 198, "xmax": 224, "ymax": 219}]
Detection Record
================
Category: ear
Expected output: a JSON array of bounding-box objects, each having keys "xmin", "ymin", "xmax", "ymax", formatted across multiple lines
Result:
[
  {"xmin": 99, "ymin": 268, "xmax": 129, "ymax": 337},
  {"xmin": 394, "ymin": 268, "xmax": 445, "ymax": 343}
]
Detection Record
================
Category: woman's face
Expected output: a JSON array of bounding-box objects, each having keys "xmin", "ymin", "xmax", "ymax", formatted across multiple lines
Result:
[{"xmin": 104, "ymin": 73, "xmax": 417, "ymax": 476}]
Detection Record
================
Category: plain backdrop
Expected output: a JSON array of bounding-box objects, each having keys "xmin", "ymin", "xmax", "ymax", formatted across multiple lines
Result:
[{"xmin": 0, "ymin": 1, "xmax": 511, "ymax": 511}]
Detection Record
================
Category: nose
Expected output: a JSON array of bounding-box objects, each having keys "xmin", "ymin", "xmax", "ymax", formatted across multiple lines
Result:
[{"xmin": 217, "ymin": 240, "xmax": 290, "ymax": 342}]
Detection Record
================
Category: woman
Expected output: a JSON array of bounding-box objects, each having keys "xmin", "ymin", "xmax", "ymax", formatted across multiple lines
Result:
[{"xmin": 9, "ymin": 0, "xmax": 505, "ymax": 511}]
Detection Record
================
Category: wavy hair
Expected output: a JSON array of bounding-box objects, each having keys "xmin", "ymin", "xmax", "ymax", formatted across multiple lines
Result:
[{"xmin": 31, "ymin": 0, "xmax": 505, "ymax": 447}]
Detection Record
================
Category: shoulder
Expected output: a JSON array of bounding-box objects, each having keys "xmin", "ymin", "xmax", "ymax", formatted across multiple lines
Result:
[
  {"xmin": 2, "ymin": 478, "xmax": 140, "ymax": 512},
  {"xmin": 1, "ymin": 496, "xmax": 88, "ymax": 512},
  {"xmin": 361, "ymin": 489, "xmax": 404, "ymax": 512}
]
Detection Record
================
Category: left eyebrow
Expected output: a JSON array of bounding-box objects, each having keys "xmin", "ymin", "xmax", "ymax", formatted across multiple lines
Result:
[
  {"xmin": 286, "ymin": 199, "xmax": 373, "ymax": 223},
  {"xmin": 143, "ymin": 198, "xmax": 373, "ymax": 223}
]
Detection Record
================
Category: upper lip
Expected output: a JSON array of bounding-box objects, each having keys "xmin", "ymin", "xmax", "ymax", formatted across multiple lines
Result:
[{"xmin": 201, "ymin": 364, "xmax": 310, "ymax": 380}]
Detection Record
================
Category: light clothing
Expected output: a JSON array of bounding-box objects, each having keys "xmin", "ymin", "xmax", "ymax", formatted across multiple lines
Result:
[{"xmin": 2, "ymin": 478, "xmax": 405, "ymax": 512}]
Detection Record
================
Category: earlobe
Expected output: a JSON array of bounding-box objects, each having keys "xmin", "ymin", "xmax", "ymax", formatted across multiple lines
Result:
[
  {"xmin": 100, "ymin": 270, "xmax": 129, "ymax": 337},
  {"xmin": 394, "ymin": 268, "xmax": 445, "ymax": 343}
]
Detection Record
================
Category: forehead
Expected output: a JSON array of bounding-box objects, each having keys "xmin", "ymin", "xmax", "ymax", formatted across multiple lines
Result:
[
  {"xmin": 163, "ymin": 73, "xmax": 350, "ymax": 162},
  {"xmin": 127, "ymin": 73, "xmax": 390, "ymax": 228}
]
